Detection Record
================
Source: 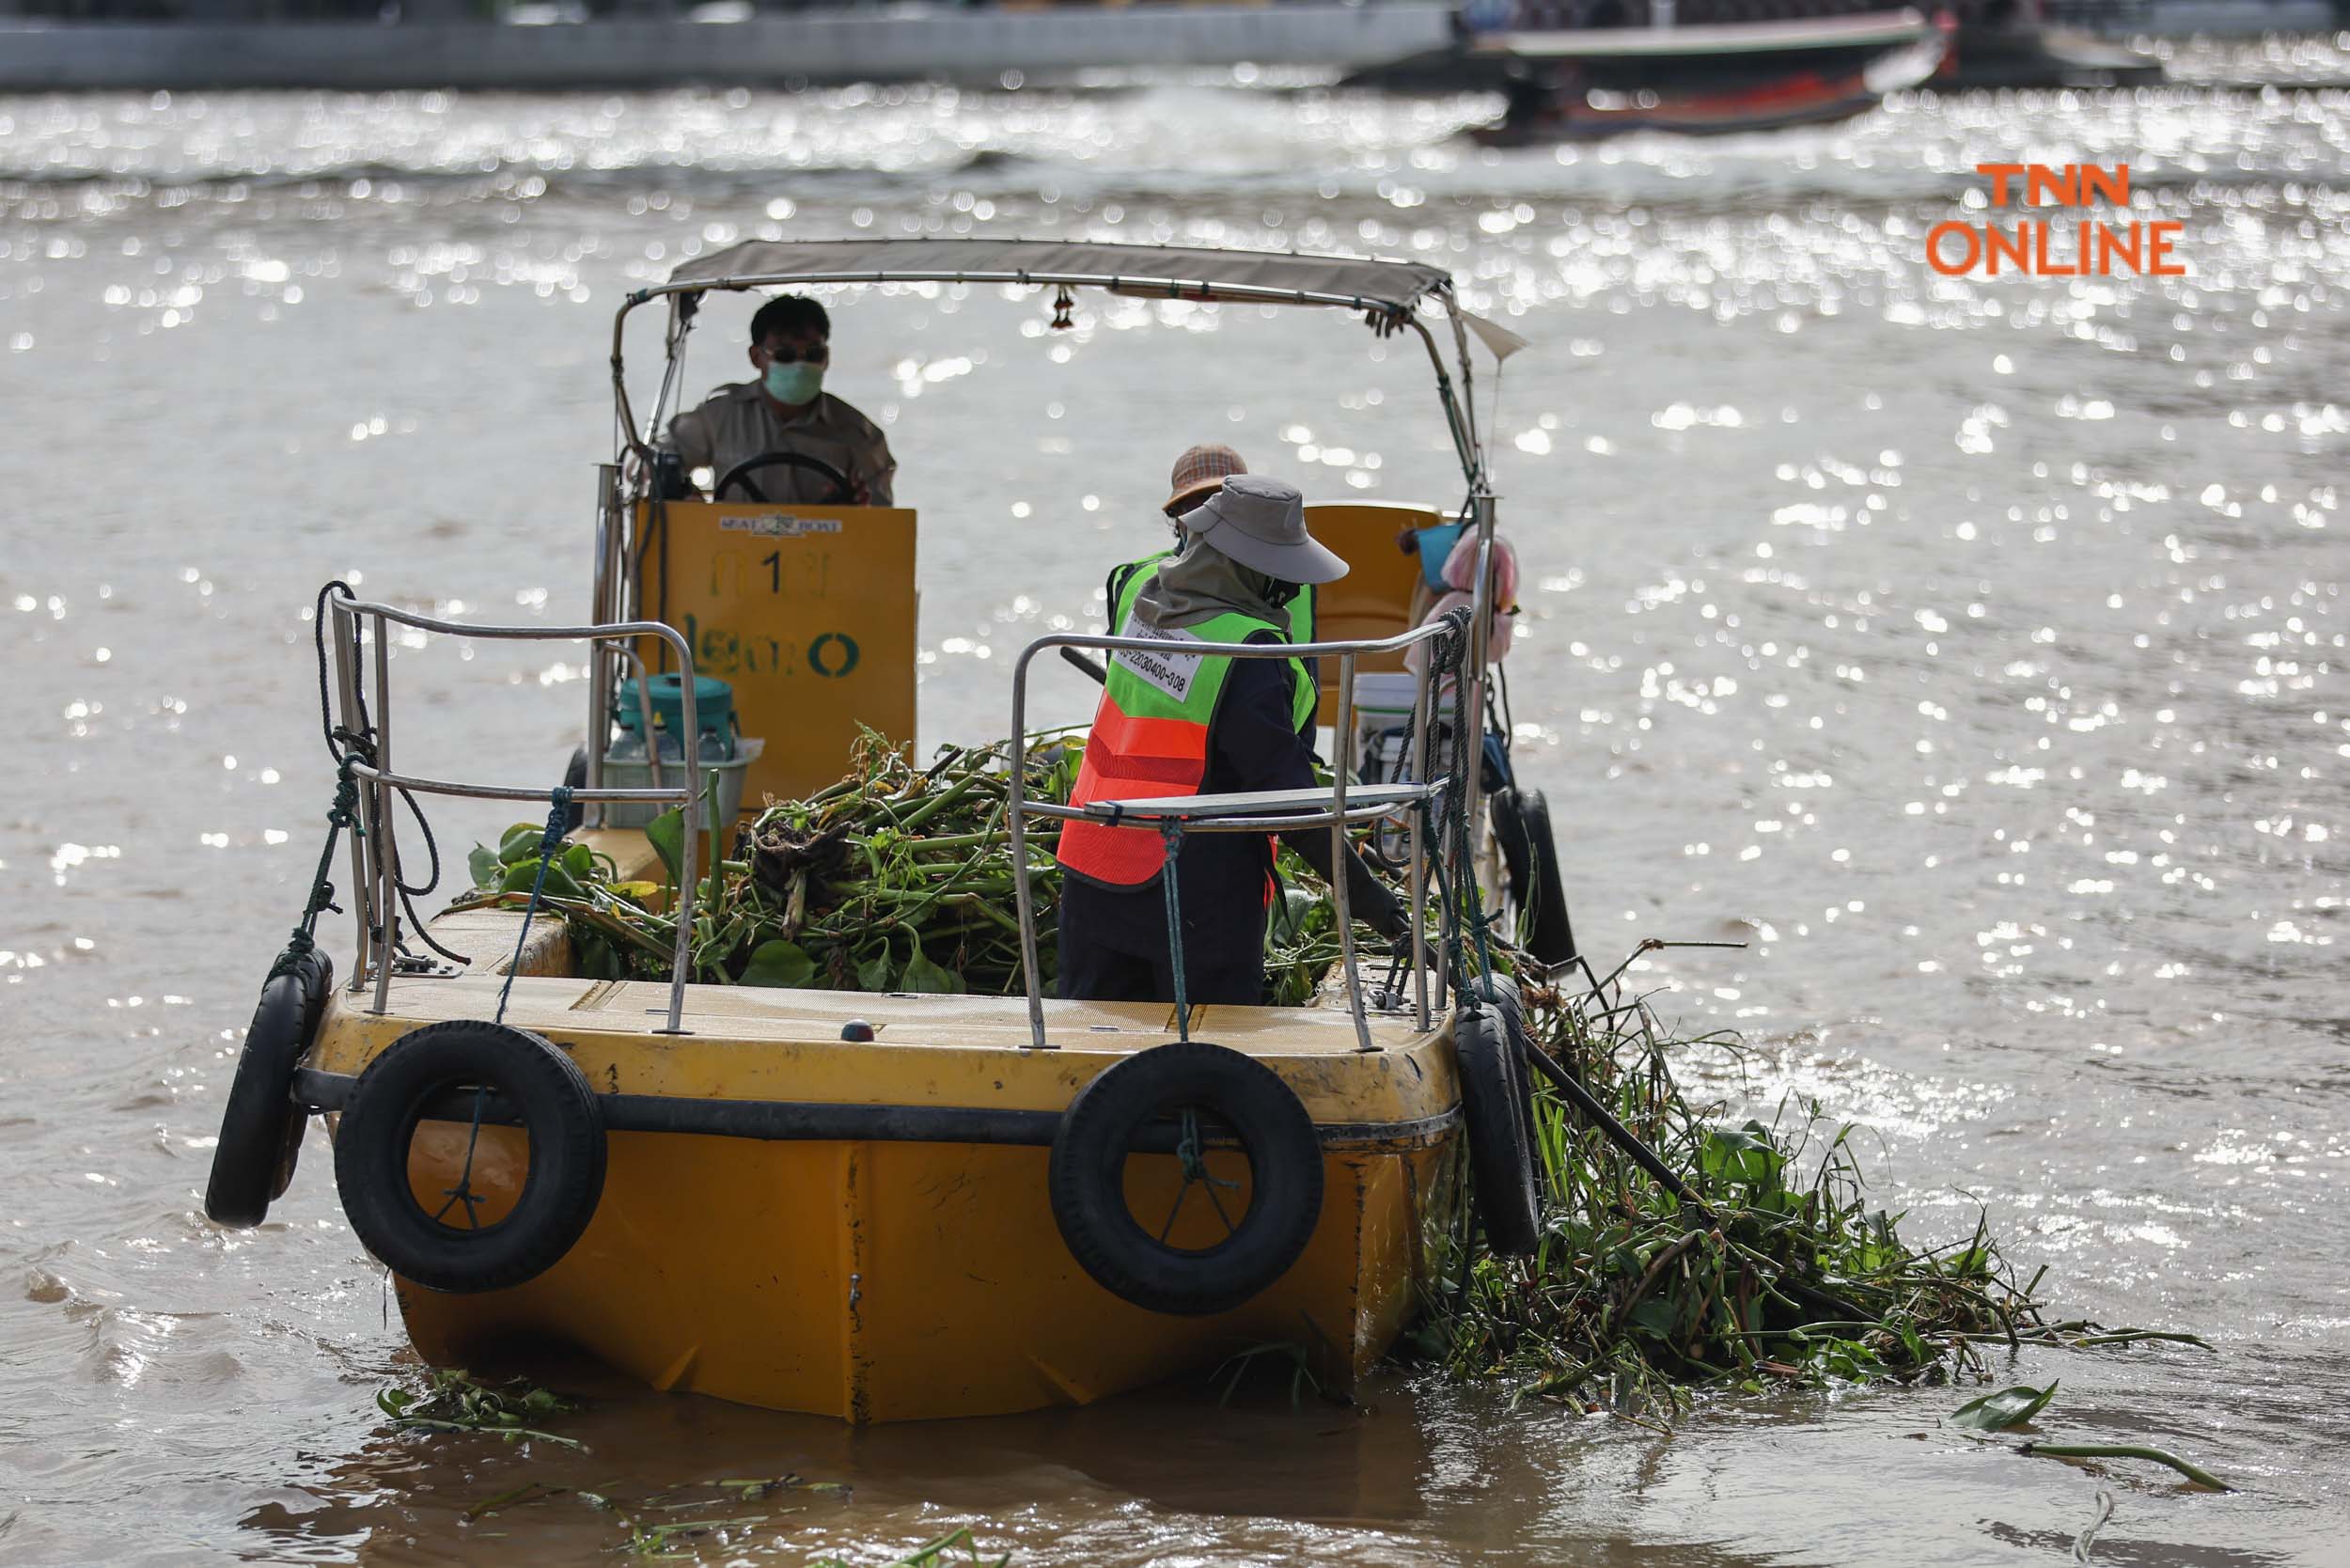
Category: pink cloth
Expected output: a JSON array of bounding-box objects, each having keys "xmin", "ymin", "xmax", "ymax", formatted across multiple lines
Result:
[
  {"xmin": 1440, "ymin": 528, "xmax": 1519, "ymax": 604},
  {"xmin": 1407, "ymin": 530, "xmax": 1518, "ymax": 672}
]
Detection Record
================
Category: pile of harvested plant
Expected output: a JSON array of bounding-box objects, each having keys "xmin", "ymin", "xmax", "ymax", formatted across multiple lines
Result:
[
  {"xmin": 455, "ymin": 734, "xmax": 2186, "ymax": 1415},
  {"xmin": 459, "ymin": 730, "xmax": 1081, "ymax": 995},
  {"xmin": 456, "ymin": 728, "xmax": 1375, "ymax": 1005}
]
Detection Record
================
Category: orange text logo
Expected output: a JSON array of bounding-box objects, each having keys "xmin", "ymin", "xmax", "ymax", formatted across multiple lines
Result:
[{"xmin": 1927, "ymin": 165, "xmax": 2185, "ymax": 277}]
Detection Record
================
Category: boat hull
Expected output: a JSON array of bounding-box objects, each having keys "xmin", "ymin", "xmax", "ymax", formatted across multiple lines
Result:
[
  {"xmin": 384, "ymin": 1126, "xmax": 1458, "ymax": 1421},
  {"xmin": 305, "ymin": 961, "xmax": 1465, "ymax": 1422}
]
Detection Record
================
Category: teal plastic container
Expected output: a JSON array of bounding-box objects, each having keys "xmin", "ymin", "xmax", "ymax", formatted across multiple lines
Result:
[{"xmin": 614, "ymin": 673, "xmax": 738, "ymax": 760}]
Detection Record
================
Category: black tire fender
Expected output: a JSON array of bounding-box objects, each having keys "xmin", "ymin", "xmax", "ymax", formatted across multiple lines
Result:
[
  {"xmin": 332, "ymin": 1020, "xmax": 606, "ymax": 1294},
  {"xmin": 1049, "ymin": 1042, "xmax": 1324, "ymax": 1318},
  {"xmin": 1511, "ymin": 789, "xmax": 1580, "ymax": 970},
  {"xmin": 205, "ymin": 949, "xmax": 335, "ymax": 1228},
  {"xmin": 1455, "ymin": 1002, "xmax": 1542, "ymax": 1256},
  {"xmin": 1467, "ymin": 973, "xmax": 1543, "ymax": 1168}
]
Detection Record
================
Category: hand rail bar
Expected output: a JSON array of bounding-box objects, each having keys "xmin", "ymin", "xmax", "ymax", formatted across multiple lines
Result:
[
  {"xmin": 325, "ymin": 597, "xmax": 705, "ymax": 1035},
  {"xmin": 1008, "ymin": 617, "xmax": 1463, "ymax": 1052}
]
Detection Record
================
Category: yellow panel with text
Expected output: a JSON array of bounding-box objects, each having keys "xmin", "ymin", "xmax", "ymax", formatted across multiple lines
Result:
[{"xmin": 633, "ymin": 501, "xmax": 917, "ymax": 808}]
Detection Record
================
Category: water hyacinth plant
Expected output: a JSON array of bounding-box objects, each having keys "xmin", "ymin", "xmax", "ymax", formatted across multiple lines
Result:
[
  {"xmin": 457, "ymin": 729, "xmax": 1081, "ymax": 996},
  {"xmin": 1408, "ymin": 964, "xmax": 2199, "ymax": 1417}
]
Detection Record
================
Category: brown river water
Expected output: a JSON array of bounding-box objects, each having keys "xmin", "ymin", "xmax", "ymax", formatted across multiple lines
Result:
[{"xmin": 3, "ymin": 56, "xmax": 2346, "ymax": 1566}]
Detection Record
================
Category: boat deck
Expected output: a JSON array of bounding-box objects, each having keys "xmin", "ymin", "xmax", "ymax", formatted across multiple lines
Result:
[
  {"xmin": 307, "ymin": 973, "xmax": 1456, "ymax": 1135},
  {"xmin": 343, "ymin": 970, "xmax": 1438, "ymax": 1055},
  {"xmin": 313, "ymin": 825, "xmax": 1456, "ymax": 1133}
]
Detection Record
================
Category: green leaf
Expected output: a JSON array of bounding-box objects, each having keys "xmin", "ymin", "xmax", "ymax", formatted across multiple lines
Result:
[
  {"xmin": 1700, "ymin": 1121, "xmax": 1788, "ymax": 1195},
  {"xmin": 560, "ymin": 841, "xmax": 595, "ymax": 881},
  {"xmin": 856, "ymin": 951, "xmax": 894, "ymax": 993},
  {"xmin": 741, "ymin": 940, "xmax": 815, "ymax": 989},
  {"xmin": 645, "ymin": 808, "xmax": 685, "ymax": 886},
  {"xmin": 1950, "ymin": 1381, "xmax": 2059, "ymax": 1432},
  {"xmin": 1626, "ymin": 1296, "xmax": 1679, "ymax": 1338},
  {"xmin": 468, "ymin": 843, "xmax": 503, "ymax": 889},
  {"xmin": 500, "ymin": 860, "xmax": 584, "ymax": 901},
  {"xmin": 497, "ymin": 823, "xmax": 545, "ymax": 864},
  {"xmin": 901, "ymin": 949, "xmax": 964, "ymax": 994}
]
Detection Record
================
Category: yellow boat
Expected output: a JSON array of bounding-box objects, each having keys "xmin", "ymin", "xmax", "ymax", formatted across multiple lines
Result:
[{"xmin": 207, "ymin": 239, "xmax": 1563, "ymax": 1422}]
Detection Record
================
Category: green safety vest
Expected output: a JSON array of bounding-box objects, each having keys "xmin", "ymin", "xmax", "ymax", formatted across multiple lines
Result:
[{"xmin": 1058, "ymin": 557, "xmax": 1317, "ymax": 888}]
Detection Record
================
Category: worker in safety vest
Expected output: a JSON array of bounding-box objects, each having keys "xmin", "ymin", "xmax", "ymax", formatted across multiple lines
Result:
[
  {"xmin": 1105, "ymin": 445, "xmax": 1318, "ymax": 656},
  {"xmin": 1057, "ymin": 476, "xmax": 1405, "ymax": 1005}
]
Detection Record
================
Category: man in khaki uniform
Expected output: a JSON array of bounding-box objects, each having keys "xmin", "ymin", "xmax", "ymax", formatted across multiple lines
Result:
[{"xmin": 664, "ymin": 295, "xmax": 896, "ymax": 506}]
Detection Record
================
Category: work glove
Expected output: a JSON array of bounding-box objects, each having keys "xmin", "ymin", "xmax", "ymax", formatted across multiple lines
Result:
[{"xmin": 1356, "ymin": 874, "xmax": 1410, "ymax": 941}]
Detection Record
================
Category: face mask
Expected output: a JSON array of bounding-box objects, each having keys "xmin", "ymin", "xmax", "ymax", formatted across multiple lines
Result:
[{"xmin": 763, "ymin": 360, "xmax": 823, "ymax": 405}]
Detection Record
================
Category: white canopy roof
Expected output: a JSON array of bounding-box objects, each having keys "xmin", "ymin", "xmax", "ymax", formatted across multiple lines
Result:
[{"xmin": 662, "ymin": 237, "xmax": 1452, "ymax": 317}]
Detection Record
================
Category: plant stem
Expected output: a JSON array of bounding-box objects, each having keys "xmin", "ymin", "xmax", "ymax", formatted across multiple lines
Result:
[{"xmin": 2016, "ymin": 1442, "xmax": 2231, "ymax": 1491}]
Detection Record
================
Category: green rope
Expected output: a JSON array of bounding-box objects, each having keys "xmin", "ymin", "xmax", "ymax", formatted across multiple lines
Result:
[
  {"xmin": 1416, "ymin": 606, "xmax": 1498, "ymax": 996},
  {"xmin": 1157, "ymin": 1107, "xmax": 1241, "ymax": 1245},
  {"xmin": 271, "ymin": 754, "xmax": 366, "ymax": 980},
  {"xmin": 494, "ymin": 785, "xmax": 575, "ymax": 1027},
  {"xmin": 433, "ymin": 781, "xmax": 573, "ymax": 1235}
]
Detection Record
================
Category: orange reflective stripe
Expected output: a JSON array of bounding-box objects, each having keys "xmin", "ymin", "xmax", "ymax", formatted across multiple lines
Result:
[
  {"xmin": 1083, "ymin": 707, "xmax": 1207, "ymax": 785},
  {"xmin": 1058, "ymin": 689, "xmax": 1213, "ymax": 887}
]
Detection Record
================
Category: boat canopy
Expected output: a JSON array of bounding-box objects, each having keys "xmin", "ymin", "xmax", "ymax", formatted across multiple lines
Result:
[
  {"xmin": 658, "ymin": 237, "xmax": 1455, "ymax": 319},
  {"xmin": 615, "ymin": 235, "xmax": 1485, "ymax": 487}
]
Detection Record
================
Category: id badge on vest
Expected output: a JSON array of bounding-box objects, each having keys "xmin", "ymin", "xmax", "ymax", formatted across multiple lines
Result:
[{"xmin": 1111, "ymin": 620, "xmax": 1208, "ymax": 704}]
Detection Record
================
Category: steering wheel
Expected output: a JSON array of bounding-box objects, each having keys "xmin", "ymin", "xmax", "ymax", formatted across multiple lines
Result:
[{"xmin": 713, "ymin": 450, "xmax": 855, "ymax": 505}]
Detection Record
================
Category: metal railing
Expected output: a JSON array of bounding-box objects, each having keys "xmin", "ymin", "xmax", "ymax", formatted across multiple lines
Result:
[
  {"xmin": 1007, "ymin": 616, "xmax": 1467, "ymax": 1054},
  {"xmin": 326, "ymin": 595, "xmax": 707, "ymax": 1033}
]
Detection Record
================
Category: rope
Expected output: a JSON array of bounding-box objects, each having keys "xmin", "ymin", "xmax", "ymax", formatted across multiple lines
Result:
[
  {"xmin": 1417, "ymin": 605, "xmax": 1501, "ymax": 996},
  {"xmin": 494, "ymin": 785, "xmax": 575, "ymax": 1027},
  {"xmin": 271, "ymin": 762, "xmax": 362, "ymax": 980},
  {"xmin": 436, "ymin": 779, "xmax": 572, "ymax": 1236},
  {"xmin": 300, "ymin": 579, "xmax": 470, "ymax": 973}
]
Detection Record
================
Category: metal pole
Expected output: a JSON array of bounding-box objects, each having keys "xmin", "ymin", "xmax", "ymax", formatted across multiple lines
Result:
[
  {"xmin": 1008, "ymin": 644, "xmax": 1047, "ymax": 1049},
  {"xmin": 1462, "ymin": 489, "xmax": 1497, "ymax": 927},
  {"xmin": 1331, "ymin": 653, "xmax": 1374, "ymax": 1053},
  {"xmin": 663, "ymin": 673, "xmax": 701, "ymax": 1035},
  {"xmin": 1408, "ymin": 645, "xmax": 1433, "ymax": 1030},
  {"xmin": 369, "ymin": 615, "xmax": 400, "ymax": 1018},
  {"xmin": 587, "ymin": 463, "xmax": 619, "ymax": 829},
  {"xmin": 329, "ymin": 598, "xmax": 373, "ymax": 991}
]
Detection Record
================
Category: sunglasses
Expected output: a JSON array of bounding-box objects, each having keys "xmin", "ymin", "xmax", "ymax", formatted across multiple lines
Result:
[{"xmin": 758, "ymin": 342, "xmax": 830, "ymax": 366}]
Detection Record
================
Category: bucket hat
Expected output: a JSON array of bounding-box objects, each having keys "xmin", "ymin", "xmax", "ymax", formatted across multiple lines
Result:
[
  {"xmin": 1163, "ymin": 443, "xmax": 1247, "ymax": 515},
  {"xmin": 1177, "ymin": 476, "xmax": 1349, "ymax": 585}
]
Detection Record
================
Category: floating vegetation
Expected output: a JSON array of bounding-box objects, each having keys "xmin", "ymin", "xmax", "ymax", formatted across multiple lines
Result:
[
  {"xmin": 1214, "ymin": 1334, "xmax": 1334, "ymax": 1409},
  {"xmin": 811, "ymin": 1528, "xmax": 1014, "ymax": 1568},
  {"xmin": 446, "ymin": 1465, "xmax": 889, "ymax": 1559},
  {"xmin": 1411, "ymin": 968, "xmax": 2201, "ymax": 1420},
  {"xmin": 1943, "ymin": 1380, "xmax": 2231, "ymax": 1492},
  {"xmin": 376, "ymin": 1370, "xmax": 582, "ymax": 1448}
]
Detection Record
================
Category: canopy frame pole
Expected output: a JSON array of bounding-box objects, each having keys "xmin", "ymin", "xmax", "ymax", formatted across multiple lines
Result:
[{"xmin": 609, "ymin": 262, "xmax": 1488, "ymax": 490}]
